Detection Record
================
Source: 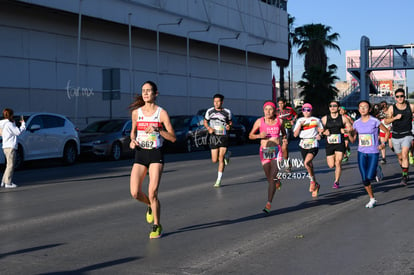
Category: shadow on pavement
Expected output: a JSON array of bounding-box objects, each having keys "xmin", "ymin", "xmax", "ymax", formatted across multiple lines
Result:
[{"xmin": 164, "ymin": 174, "xmax": 413, "ymax": 238}]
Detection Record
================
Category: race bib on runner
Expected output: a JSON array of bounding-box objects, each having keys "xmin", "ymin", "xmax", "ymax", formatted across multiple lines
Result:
[
  {"xmin": 327, "ymin": 134, "xmax": 341, "ymax": 144},
  {"xmin": 284, "ymin": 121, "xmax": 292, "ymax": 129},
  {"xmin": 359, "ymin": 134, "xmax": 373, "ymax": 147},
  {"xmin": 262, "ymin": 147, "xmax": 277, "ymax": 160},
  {"xmin": 300, "ymin": 138, "xmax": 317, "ymax": 149},
  {"xmin": 213, "ymin": 125, "xmax": 226, "ymax": 135},
  {"xmin": 137, "ymin": 132, "xmax": 158, "ymax": 149}
]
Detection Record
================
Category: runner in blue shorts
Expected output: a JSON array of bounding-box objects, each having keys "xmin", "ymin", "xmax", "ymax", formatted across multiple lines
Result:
[{"xmin": 349, "ymin": 100, "xmax": 389, "ymax": 208}]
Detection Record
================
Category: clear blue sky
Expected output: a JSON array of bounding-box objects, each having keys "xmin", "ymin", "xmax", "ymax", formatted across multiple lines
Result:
[{"xmin": 274, "ymin": 0, "xmax": 414, "ymax": 91}]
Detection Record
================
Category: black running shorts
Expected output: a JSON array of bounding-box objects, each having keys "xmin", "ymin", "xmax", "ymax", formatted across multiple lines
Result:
[
  {"xmin": 209, "ymin": 134, "xmax": 229, "ymax": 149},
  {"xmin": 134, "ymin": 147, "xmax": 164, "ymax": 167}
]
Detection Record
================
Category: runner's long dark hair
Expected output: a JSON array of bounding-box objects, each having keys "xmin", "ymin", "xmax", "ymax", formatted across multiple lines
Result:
[{"xmin": 128, "ymin": 81, "xmax": 158, "ymax": 113}]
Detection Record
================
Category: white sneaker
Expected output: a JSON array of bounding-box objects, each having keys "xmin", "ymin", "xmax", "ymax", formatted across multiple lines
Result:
[
  {"xmin": 214, "ymin": 179, "xmax": 221, "ymax": 188},
  {"xmin": 224, "ymin": 151, "xmax": 231, "ymax": 166},
  {"xmin": 365, "ymin": 198, "xmax": 377, "ymax": 208},
  {"xmin": 1, "ymin": 182, "xmax": 5, "ymax": 187},
  {"xmin": 5, "ymin": 183, "xmax": 18, "ymax": 188}
]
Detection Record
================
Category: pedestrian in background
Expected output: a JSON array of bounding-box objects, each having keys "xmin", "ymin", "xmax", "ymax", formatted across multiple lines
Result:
[
  {"xmin": 129, "ymin": 81, "xmax": 176, "ymax": 239},
  {"xmin": 339, "ymin": 106, "xmax": 354, "ymax": 162},
  {"xmin": 377, "ymin": 101, "xmax": 393, "ymax": 164},
  {"xmin": 1, "ymin": 108, "xmax": 26, "ymax": 188},
  {"xmin": 204, "ymin": 93, "xmax": 232, "ymax": 188},
  {"xmin": 276, "ymin": 97, "xmax": 297, "ymax": 172}
]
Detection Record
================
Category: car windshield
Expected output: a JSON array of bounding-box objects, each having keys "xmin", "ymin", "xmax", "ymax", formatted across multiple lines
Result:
[
  {"xmin": 82, "ymin": 120, "xmax": 125, "ymax": 133},
  {"xmin": 170, "ymin": 116, "xmax": 191, "ymax": 128}
]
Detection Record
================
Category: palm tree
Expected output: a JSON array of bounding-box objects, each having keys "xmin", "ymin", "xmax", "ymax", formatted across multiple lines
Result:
[
  {"xmin": 298, "ymin": 64, "xmax": 339, "ymax": 117},
  {"xmin": 275, "ymin": 15, "xmax": 295, "ymax": 99},
  {"xmin": 293, "ymin": 23, "xmax": 340, "ymax": 72}
]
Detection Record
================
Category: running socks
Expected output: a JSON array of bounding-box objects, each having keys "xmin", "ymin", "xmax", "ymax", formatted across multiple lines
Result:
[
  {"xmin": 402, "ymin": 167, "xmax": 408, "ymax": 177},
  {"xmin": 263, "ymin": 202, "xmax": 271, "ymax": 214}
]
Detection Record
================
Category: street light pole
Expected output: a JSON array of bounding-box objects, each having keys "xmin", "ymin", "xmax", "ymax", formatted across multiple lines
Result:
[
  {"xmin": 156, "ymin": 18, "xmax": 182, "ymax": 83},
  {"xmin": 217, "ymin": 33, "xmax": 240, "ymax": 92},
  {"xmin": 186, "ymin": 25, "xmax": 210, "ymax": 114},
  {"xmin": 75, "ymin": 0, "xmax": 83, "ymax": 125},
  {"xmin": 128, "ymin": 13, "xmax": 133, "ymax": 99},
  {"xmin": 245, "ymin": 40, "xmax": 265, "ymax": 113}
]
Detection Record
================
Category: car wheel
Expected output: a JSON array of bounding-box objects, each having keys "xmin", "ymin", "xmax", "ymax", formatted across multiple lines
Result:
[
  {"xmin": 186, "ymin": 138, "xmax": 194, "ymax": 153},
  {"xmin": 62, "ymin": 142, "xmax": 77, "ymax": 165},
  {"xmin": 111, "ymin": 142, "xmax": 122, "ymax": 161},
  {"xmin": 14, "ymin": 145, "xmax": 24, "ymax": 170}
]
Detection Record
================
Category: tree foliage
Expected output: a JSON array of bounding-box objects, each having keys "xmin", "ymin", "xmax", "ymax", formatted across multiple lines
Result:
[
  {"xmin": 298, "ymin": 65, "xmax": 339, "ymax": 117},
  {"xmin": 292, "ymin": 23, "xmax": 341, "ymax": 115},
  {"xmin": 293, "ymin": 23, "xmax": 340, "ymax": 72}
]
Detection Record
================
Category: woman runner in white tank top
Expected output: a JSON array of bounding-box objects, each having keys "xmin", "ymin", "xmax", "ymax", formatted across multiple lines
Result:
[{"xmin": 129, "ymin": 81, "xmax": 176, "ymax": 239}]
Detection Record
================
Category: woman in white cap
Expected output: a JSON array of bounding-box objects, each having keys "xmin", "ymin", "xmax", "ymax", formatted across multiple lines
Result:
[{"xmin": 293, "ymin": 103, "xmax": 324, "ymax": 197}]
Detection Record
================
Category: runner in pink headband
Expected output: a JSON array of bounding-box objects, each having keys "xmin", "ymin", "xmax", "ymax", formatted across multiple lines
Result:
[{"xmin": 263, "ymin": 101, "xmax": 276, "ymax": 109}]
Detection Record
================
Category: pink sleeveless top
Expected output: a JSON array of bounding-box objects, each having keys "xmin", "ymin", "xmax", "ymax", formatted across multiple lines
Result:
[{"xmin": 259, "ymin": 117, "xmax": 281, "ymax": 138}]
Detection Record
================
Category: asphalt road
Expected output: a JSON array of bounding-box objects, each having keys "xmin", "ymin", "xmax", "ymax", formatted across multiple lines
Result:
[{"xmin": 1, "ymin": 141, "xmax": 413, "ymax": 275}]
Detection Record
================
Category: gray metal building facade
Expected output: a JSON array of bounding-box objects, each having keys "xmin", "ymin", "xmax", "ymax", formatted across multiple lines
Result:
[{"xmin": 0, "ymin": 0, "xmax": 288, "ymax": 127}]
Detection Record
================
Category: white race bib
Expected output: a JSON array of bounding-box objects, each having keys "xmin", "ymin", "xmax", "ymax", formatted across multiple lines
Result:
[
  {"xmin": 359, "ymin": 134, "xmax": 373, "ymax": 147},
  {"xmin": 300, "ymin": 138, "xmax": 317, "ymax": 149},
  {"xmin": 137, "ymin": 132, "xmax": 158, "ymax": 149},
  {"xmin": 327, "ymin": 134, "xmax": 341, "ymax": 144},
  {"xmin": 262, "ymin": 147, "xmax": 277, "ymax": 160},
  {"xmin": 213, "ymin": 125, "xmax": 226, "ymax": 135}
]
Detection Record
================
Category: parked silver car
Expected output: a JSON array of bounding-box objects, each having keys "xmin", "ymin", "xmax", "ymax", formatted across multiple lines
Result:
[
  {"xmin": 0, "ymin": 112, "xmax": 80, "ymax": 169},
  {"xmin": 79, "ymin": 119, "xmax": 133, "ymax": 160}
]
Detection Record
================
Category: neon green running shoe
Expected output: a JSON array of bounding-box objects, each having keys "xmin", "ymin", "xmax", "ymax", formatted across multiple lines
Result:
[
  {"xmin": 146, "ymin": 206, "xmax": 154, "ymax": 224},
  {"xmin": 224, "ymin": 151, "xmax": 232, "ymax": 166},
  {"xmin": 149, "ymin": 224, "xmax": 163, "ymax": 239},
  {"xmin": 214, "ymin": 179, "xmax": 221, "ymax": 188}
]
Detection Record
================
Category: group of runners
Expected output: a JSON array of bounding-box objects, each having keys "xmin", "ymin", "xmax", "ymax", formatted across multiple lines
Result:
[{"xmin": 128, "ymin": 80, "xmax": 412, "ymax": 239}]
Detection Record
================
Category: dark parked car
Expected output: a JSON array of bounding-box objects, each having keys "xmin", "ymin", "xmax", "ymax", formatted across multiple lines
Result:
[
  {"xmin": 228, "ymin": 118, "xmax": 246, "ymax": 144},
  {"xmin": 233, "ymin": 115, "xmax": 260, "ymax": 142},
  {"xmin": 165, "ymin": 115, "xmax": 209, "ymax": 152},
  {"xmin": 79, "ymin": 119, "xmax": 132, "ymax": 160}
]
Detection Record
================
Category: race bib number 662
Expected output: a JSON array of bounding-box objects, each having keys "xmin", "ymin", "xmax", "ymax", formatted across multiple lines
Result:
[{"xmin": 137, "ymin": 132, "xmax": 158, "ymax": 149}]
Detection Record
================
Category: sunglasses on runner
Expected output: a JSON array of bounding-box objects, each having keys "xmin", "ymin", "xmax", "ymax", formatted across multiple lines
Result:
[
  {"xmin": 329, "ymin": 104, "xmax": 338, "ymax": 107},
  {"xmin": 395, "ymin": 95, "xmax": 405, "ymax": 98},
  {"xmin": 302, "ymin": 108, "xmax": 312, "ymax": 112}
]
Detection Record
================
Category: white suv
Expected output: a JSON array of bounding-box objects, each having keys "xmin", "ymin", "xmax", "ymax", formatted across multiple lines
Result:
[{"xmin": 0, "ymin": 112, "xmax": 80, "ymax": 169}]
